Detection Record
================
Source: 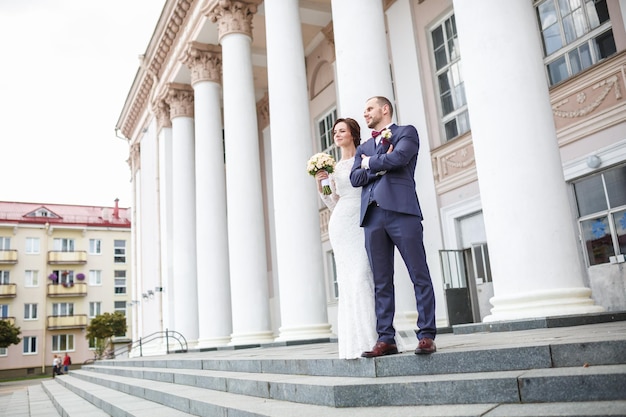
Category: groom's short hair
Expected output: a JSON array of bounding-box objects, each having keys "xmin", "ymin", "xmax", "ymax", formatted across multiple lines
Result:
[{"xmin": 369, "ymin": 96, "xmax": 394, "ymax": 119}]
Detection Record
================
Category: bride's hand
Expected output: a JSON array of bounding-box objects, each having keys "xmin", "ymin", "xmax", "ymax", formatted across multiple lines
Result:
[
  {"xmin": 315, "ymin": 170, "xmax": 329, "ymax": 192},
  {"xmin": 386, "ymin": 144, "xmax": 394, "ymax": 154}
]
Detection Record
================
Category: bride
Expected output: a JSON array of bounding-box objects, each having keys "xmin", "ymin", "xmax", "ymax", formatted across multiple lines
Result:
[{"xmin": 315, "ymin": 118, "xmax": 403, "ymax": 359}]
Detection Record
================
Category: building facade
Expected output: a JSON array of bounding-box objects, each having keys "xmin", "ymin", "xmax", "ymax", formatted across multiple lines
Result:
[
  {"xmin": 0, "ymin": 201, "xmax": 131, "ymax": 376},
  {"xmin": 116, "ymin": 0, "xmax": 626, "ymax": 350}
]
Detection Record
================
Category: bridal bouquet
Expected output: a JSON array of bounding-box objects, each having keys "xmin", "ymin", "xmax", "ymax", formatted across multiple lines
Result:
[{"xmin": 307, "ymin": 152, "xmax": 336, "ymax": 195}]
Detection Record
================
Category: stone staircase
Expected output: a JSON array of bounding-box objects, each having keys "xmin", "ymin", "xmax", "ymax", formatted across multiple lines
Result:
[{"xmin": 36, "ymin": 318, "xmax": 626, "ymax": 416}]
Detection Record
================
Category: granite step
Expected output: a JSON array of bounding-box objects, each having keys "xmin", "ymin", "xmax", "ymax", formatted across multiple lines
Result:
[
  {"xmin": 48, "ymin": 375, "xmax": 195, "ymax": 417},
  {"xmin": 52, "ymin": 368, "xmax": 626, "ymax": 417},
  {"xmin": 73, "ymin": 363, "xmax": 626, "ymax": 407},
  {"xmin": 94, "ymin": 337, "xmax": 626, "ymax": 378},
  {"xmin": 1, "ymin": 383, "xmax": 61, "ymax": 417}
]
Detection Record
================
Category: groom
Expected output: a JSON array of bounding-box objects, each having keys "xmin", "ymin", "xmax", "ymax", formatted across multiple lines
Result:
[{"xmin": 350, "ymin": 96, "xmax": 437, "ymax": 357}]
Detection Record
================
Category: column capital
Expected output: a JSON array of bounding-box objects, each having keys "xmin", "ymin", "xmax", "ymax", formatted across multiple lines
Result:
[
  {"xmin": 129, "ymin": 142, "xmax": 141, "ymax": 175},
  {"xmin": 165, "ymin": 83, "xmax": 194, "ymax": 119},
  {"xmin": 153, "ymin": 100, "xmax": 172, "ymax": 131},
  {"xmin": 181, "ymin": 42, "xmax": 222, "ymax": 85},
  {"xmin": 205, "ymin": 0, "xmax": 262, "ymax": 41}
]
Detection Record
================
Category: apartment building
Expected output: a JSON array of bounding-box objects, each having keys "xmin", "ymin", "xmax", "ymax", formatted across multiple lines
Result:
[
  {"xmin": 0, "ymin": 200, "xmax": 131, "ymax": 376},
  {"xmin": 116, "ymin": 0, "xmax": 626, "ymax": 349}
]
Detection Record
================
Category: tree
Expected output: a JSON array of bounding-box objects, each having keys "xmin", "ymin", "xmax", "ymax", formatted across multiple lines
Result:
[
  {"xmin": 0, "ymin": 320, "xmax": 21, "ymax": 348},
  {"xmin": 85, "ymin": 312, "xmax": 127, "ymax": 358}
]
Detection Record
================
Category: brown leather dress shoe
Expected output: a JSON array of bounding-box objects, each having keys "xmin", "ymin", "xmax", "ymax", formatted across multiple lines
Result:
[
  {"xmin": 361, "ymin": 341, "xmax": 399, "ymax": 358},
  {"xmin": 414, "ymin": 338, "xmax": 437, "ymax": 354}
]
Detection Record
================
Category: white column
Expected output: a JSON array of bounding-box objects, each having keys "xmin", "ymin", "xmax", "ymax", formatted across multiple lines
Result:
[
  {"xmin": 207, "ymin": 0, "xmax": 273, "ymax": 344},
  {"xmin": 264, "ymin": 0, "xmax": 333, "ymax": 341},
  {"xmin": 386, "ymin": 0, "xmax": 448, "ymax": 329},
  {"xmin": 183, "ymin": 43, "xmax": 233, "ymax": 347},
  {"xmin": 154, "ymin": 101, "xmax": 174, "ymax": 334},
  {"xmin": 330, "ymin": 0, "xmax": 394, "ymax": 132},
  {"xmin": 452, "ymin": 0, "xmax": 604, "ymax": 321},
  {"xmin": 166, "ymin": 84, "xmax": 200, "ymax": 343}
]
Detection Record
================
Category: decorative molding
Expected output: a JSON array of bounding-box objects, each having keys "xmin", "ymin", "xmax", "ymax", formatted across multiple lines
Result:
[
  {"xmin": 166, "ymin": 83, "xmax": 195, "ymax": 119},
  {"xmin": 431, "ymin": 133, "xmax": 477, "ymax": 194},
  {"xmin": 257, "ymin": 93, "xmax": 270, "ymax": 129},
  {"xmin": 130, "ymin": 142, "xmax": 141, "ymax": 175},
  {"xmin": 153, "ymin": 100, "xmax": 172, "ymax": 131},
  {"xmin": 550, "ymin": 52, "xmax": 626, "ymax": 146},
  {"xmin": 205, "ymin": 0, "xmax": 263, "ymax": 41},
  {"xmin": 321, "ymin": 21, "xmax": 334, "ymax": 47},
  {"xmin": 181, "ymin": 42, "xmax": 222, "ymax": 85},
  {"xmin": 553, "ymin": 75, "xmax": 622, "ymax": 119},
  {"xmin": 120, "ymin": 0, "xmax": 194, "ymax": 139}
]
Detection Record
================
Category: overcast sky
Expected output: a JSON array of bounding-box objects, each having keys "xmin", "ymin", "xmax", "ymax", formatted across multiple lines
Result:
[{"xmin": 0, "ymin": 0, "xmax": 165, "ymax": 208}]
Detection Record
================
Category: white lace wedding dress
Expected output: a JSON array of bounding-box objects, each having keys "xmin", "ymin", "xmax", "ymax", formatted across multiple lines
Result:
[{"xmin": 320, "ymin": 158, "xmax": 379, "ymax": 359}]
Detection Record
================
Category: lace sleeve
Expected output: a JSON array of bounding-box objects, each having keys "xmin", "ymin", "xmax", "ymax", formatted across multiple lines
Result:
[{"xmin": 319, "ymin": 174, "xmax": 340, "ymax": 211}]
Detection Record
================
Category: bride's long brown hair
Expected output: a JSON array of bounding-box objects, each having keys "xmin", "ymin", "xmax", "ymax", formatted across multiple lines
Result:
[{"xmin": 333, "ymin": 117, "xmax": 361, "ymax": 148}]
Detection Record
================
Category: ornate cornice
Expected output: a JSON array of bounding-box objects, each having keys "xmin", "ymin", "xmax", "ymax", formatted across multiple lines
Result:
[
  {"xmin": 181, "ymin": 42, "xmax": 222, "ymax": 85},
  {"xmin": 166, "ymin": 83, "xmax": 195, "ymax": 119},
  {"xmin": 120, "ymin": 0, "xmax": 194, "ymax": 138},
  {"xmin": 153, "ymin": 100, "xmax": 172, "ymax": 131},
  {"xmin": 205, "ymin": 0, "xmax": 262, "ymax": 41}
]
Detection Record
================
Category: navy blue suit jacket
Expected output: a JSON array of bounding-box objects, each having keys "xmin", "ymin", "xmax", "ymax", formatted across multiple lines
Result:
[{"xmin": 350, "ymin": 124, "xmax": 423, "ymax": 225}]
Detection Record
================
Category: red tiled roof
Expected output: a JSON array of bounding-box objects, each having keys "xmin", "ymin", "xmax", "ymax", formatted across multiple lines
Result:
[{"xmin": 0, "ymin": 201, "xmax": 131, "ymax": 228}]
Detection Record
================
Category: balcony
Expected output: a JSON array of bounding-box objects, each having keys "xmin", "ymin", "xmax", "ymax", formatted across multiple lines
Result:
[
  {"xmin": 47, "ymin": 282, "xmax": 87, "ymax": 297},
  {"xmin": 47, "ymin": 250, "xmax": 87, "ymax": 265},
  {"xmin": 47, "ymin": 314, "xmax": 88, "ymax": 330},
  {"xmin": 0, "ymin": 317, "xmax": 16, "ymax": 326},
  {"xmin": 0, "ymin": 283, "xmax": 17, "ymax": 298},
  {"xmin": 0, "ymin": 249, "xmax": 18, "ymax": 264}
]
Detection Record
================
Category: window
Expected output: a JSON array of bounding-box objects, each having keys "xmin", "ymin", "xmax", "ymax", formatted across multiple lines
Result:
[
  {"xmin": 89, "ymin": 270, "xmax": 102, "ymax": 286},
  {"xmin": 327, "ymin": 250, "xmax": 338, "ymax": 300},
  {"xmin": 114, "ymin": 301, "xmax": 127, "ymax": 316},
  {"xmin": 0, "ymin": 237, "xmax": 10, "ymax": 250},
  {"xmin": 89, "ymin": 239, "xmax": 102, "ymax": 255},
  {"xmin": 25, "ymin": 237, "xmax": 40, "ymax": 254},
  {"xmin": 114, "ymin": 270, "xmax": 126, "ymax": 294},
  {"xmin": 52, "ymin": 303, "xmax": 74, "ymax": 317},
  {"xmin": 431, "ymin": 13, "xmax": 470, "ymax": 141},
  {"xmin": 114, "ymin": 240, "xmax": 126, "ymax": 263},
  {"xmin": 573, "ymin": 164, "xmax": 626, "ymax": 266},
  {"xmin": 0, "ymin": 304, "xmax": 8, "ymax": 318},
  {"xmin": 0, "ymin": 271, "xmax": 9, "ymax": 285},
  {"xmin": 23, "ymin": 336, "xmax": 37, "ymax": 354},
  {"xmin": 25, "ymin": 270, "xmax": 39, "ymax": 287},
  {"xmin": 318, "ymin": 108, "xmax": 339, "ymax": 162},
  {"xmin": 89, "ymin": 302, "xmax": 101, "ymax": 318},
  {"xmin": 0, "ymin": 347, "xmax": 6, "ymax": 356},
  {"xmin": 88, "ymin": 337, "xmax": 99, "ymax": 350},
  {"xmin": 113, "ymin": 301, "xmax": 127, "ymax": 337},
  {"xmin": 535, "ymin": 0, "xmax": 616, "ymax": 86},
  {"xmin": 52, "ymin": 334, "xmax": 74, "ymax": 352},
  {"xmin": 53, "ymin": 238, "xmax": 75, "ymax": 252},
  {"xmin": 24, "ymin": 303, "xmax": 38, "ymax": 320}
]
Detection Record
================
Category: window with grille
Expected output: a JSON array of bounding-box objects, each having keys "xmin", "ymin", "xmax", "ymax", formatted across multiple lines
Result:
[
  {"xmin": 317, "ymin": 108, "xmax": 339, "ymax": 162},
  {"xmin": 535, "ymin": 0, "xmax": 616, "ymax": 86},
  {"xmin": 431, "ymin": 13, "xmax": 470, "ymax": 141},
  {"xmin": 573, "ymin": 164, "xmax": 626, "ymax": 266}
]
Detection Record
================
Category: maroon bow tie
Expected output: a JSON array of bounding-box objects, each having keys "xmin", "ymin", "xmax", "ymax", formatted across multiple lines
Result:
[{"xmin": 372, "ymin": 130, "xmax": 382, "ymax": 138}]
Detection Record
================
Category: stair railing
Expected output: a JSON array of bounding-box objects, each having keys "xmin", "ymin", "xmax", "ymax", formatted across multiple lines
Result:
[{"xmin": 86, "ymin": 329, "xmax": 188, "ymax": 363}]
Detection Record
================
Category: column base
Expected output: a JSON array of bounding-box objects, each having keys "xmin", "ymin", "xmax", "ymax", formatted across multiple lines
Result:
[
  {"xmin": 394, "ymin": 310, "xmax": 418, "ymax": 332},
  {"xmin": 196, "ymin": 336, "xmax": 232, "ymax": 350},
  {"xmin": 484, "ymin": 287, "xmax": 605, "ymax": 323},
  {"xmin": 274, "ymin": 323, "xmax": 333, "ymax": 342},
  {"xmin": 229, "ymin": 331, "xmax": 275, "ymax": 346}
]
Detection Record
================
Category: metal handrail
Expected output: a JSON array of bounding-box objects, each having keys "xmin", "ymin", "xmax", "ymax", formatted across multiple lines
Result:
[{"xmin": 86, "ymin": 329, "xmax": 187, "ymax": 363}]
